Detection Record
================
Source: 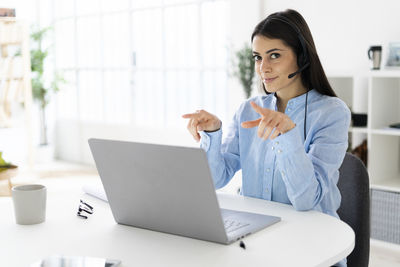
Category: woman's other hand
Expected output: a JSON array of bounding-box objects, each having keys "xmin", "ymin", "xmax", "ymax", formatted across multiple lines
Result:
[
  {"xmin": 182, "ymin": 110, "xmax": 221, "ymax": 142},
  {"xmin": 241, "ymin": 101, "xmax": 295, "ymax": 140}
]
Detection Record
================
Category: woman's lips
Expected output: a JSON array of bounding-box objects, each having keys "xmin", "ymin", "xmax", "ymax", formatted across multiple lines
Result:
[{"xmin": 263, "ymin": 77, "xmax": 277, "ymax": 84}]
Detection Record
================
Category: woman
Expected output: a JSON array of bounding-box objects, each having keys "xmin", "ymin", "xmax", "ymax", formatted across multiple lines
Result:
[{"xmin": 183, "ymin": 9, "xmax": 350, "ymax": 266}]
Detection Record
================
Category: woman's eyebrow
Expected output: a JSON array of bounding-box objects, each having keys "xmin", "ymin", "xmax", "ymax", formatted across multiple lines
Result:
[
  {"xmin": 252, "ymin": 48, "xmax": 284, "ymax": 55},
  {"xmin": 265, "ymin": 48, "xmax": 283, "ymax": 54}
]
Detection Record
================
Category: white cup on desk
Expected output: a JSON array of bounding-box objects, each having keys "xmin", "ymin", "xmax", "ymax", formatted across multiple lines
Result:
[{"xmin": 12, "ymin": 184, "xmax": 47, "ymax": 225}]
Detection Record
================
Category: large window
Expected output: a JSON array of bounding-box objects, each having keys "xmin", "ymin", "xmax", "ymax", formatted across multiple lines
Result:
[{"xmin": 52, "ymin": 0, "xmax": 230, "ymax": 128}]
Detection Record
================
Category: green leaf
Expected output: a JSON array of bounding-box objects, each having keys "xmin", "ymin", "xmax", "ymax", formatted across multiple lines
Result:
[
  {"xmin": 0, "ymin": 152, "xmax": 9, "ymax": 166},
  {"xmin": 29, "ymin": 25, "xmax": 64, "ymax": 108},
  {"xmin": 30, "ymin": 26, "xmax": 52, "ymax": 42},
  {"xmin": 233, "ymin": 43, "xmax": 255, "ymax": 98}
]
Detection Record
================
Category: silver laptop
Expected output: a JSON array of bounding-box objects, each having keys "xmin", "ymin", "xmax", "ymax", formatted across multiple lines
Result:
[{"xmin": 88, "ymin": 138, "xmax": 280, "ymax": 244}]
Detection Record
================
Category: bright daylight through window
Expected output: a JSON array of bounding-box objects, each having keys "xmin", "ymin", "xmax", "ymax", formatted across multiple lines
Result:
[{"xmin": 52, "ymin": 0, "xmax": 230, "ymax": 128}]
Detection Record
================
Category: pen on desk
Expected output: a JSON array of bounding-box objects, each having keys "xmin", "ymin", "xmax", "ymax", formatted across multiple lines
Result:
[
  {"xmin": 77, "ymin": 212, "xmax": 88, "ymax": 219},
  {"xmin": 239, "ymin": 240, "xmax": 246, "ymax": 250},
  {"xmin": 80, "ymin": 199, "xmax": 94, "ymax": 210},
  {"xmin": 78, "ymin": 206, "xmax": 93, "ymax": 214}
]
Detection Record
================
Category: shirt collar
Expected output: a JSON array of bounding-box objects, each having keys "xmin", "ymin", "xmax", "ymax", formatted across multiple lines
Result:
[
  {"xmin": 287, "ymin": 89, "xmax": 317, "ymax": 109},
  {"xmin": 262, "ymin": 89, "xmax": 319, "ymax": 111},
  {"xmin": 267, "ymin": 89, "xmax": 316, "ymax": 110}
]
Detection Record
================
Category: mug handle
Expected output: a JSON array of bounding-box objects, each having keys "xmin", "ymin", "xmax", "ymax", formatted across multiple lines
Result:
[{"xmin": 368, "ymin": 47, "xmax": 373, "ymax": 60}]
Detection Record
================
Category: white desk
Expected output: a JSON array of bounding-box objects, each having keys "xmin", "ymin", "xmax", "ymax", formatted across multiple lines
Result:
[{"xmin": 0, "ymin": 177, "xmax": 354, "ymax": 267}]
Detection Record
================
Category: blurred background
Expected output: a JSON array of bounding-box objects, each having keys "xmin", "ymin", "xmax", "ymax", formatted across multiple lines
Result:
[{"xmin": 1, "ymin": 0, "xmax": 399, "ymax": 166}]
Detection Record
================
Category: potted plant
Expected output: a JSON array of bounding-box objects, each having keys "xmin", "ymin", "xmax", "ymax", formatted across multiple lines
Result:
[
  {"xmin": 30, "ymin": 26, "xmax": 65, "ymax": 145},
  {"xmin": 0, "ymin": 151, "xmax": 18, "ymax": 196},
  {"xmin": 233, "ymin": 43, "xmax": 255, "ymax": 98}
]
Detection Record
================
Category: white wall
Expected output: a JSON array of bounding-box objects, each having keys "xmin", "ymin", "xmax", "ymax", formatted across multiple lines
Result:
[
  {"xmin": 263, "ymin": 0, "xmax": 400, "ymax": 72},
  {"xmin": 228, "ymin": 0, "xmax": 264, "ymax": 114},
  {"xmin": 54, "ymin": 0, "xmax": 265, "ymax": 165}
]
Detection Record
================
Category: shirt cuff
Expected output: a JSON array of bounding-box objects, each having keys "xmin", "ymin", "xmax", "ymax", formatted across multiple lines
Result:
[
  {"xmin": 199, "ymin": 128, "xmax": 222, "ymax": 152},
  {"xmin": 270, "ymin": 126, "xmax": 304, "ymax": 156}
]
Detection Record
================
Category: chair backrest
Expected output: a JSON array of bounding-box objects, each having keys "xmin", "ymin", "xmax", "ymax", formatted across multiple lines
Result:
[{"xmin": 337, "ymin": 152, "xmax": 370, "ymax": 267}]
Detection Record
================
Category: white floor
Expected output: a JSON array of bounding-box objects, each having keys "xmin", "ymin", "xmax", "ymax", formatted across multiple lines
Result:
[
  {"xmin": 370, "ymin": 239, "xmax": 400, "ymax": 267},
  {"xmin": 8, "ymin": 160, "xmax": 400, "ymax": 267}
]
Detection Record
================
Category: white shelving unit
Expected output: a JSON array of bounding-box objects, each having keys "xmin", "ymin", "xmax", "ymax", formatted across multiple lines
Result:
[
  {"xmin": 329, "ymin": 70, "xmax": 400, "ymax": 245},
  {"xmin": 0, "ymin": 18, "xmax": 34, "ymax": 168},
  {"xmin": 328, "ymin": 70, "xmax": 400, "ymax": 193}
]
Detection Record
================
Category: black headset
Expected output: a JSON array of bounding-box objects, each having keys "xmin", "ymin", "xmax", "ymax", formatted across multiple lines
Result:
[
  {"xmin": 267, "ymin": 15, "xmax": 310, "ymax": 79},
  {"xmin": 266, "ymin": 15, "xmax": 310, "ymax": 140}
]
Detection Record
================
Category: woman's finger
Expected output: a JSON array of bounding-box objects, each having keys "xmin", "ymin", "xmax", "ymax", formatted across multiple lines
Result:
[
  {"xmin": 182, "ymin": 113, "xmax": 197, "ymax": 119},
  {"xmin": 250, "ymin": 101, "xmax": 265, "ymax": 116},
  {"xmin": 270, "ymin": 128, "xmax": 281, "ymax": 140},
  {"xmin": 182, "ymin": 110, "xmax": 207, "ymax": 120},
  {"xmin": 241, "ymin": 118, "xmax": 261, "ymax": 128},
  {"xmin": 183, "ymin": 110, "xmax": 221, "ymax": 139},
  {"xmin": 197, "ymin": 118, "xmax": 221, "ymax": 132},
  {"xmin": 189, "ymin": 118, "xmax": 200, "ymax": 142},
  {"xmin": 186, "ymin": 119, "xmax": 195, "ymax": 138},
  {"xmin": 196, "ymin": 120, "xmax": 210, "ymax": 132},
  {"xmin": 182, "ymin": 113, "xmax": 201, "ymax": 120},
  {"xmin": 266, "ymin": 114, "xmax": 285, "ymax": 139},
  {"xmin": 261, "ymin": 126, "xmax": 269, "ymax": 140},
  {"xmin": 257, "ymin": 119, "xmax": 268, "ymax": 138}
]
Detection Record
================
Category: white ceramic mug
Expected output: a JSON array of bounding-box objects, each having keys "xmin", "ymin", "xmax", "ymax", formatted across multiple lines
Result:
[{"xmin": 12, "ymin": 184, "xmax": 47, "ymax": 225}]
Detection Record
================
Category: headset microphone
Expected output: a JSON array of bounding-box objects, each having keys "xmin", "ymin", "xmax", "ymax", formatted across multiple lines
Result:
[{"xmin": 288, "ymin": 62, "xmax": 310, "ymax": 79}]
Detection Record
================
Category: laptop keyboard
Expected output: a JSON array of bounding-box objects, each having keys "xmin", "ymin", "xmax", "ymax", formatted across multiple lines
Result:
[{"xmin": 224, "ymin": 219, "xmax": 250, "ymax": 233}]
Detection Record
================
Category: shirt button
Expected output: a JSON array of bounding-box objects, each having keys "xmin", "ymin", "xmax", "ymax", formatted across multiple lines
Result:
[
  {"xmin": 271, "ymin": 146, "xmax": 275, "ymax": 150},
  {"xmin": 266, "ymin": 168, "xmax": 270, "ymax": 172},
  {"xmin": 288, "ymin": 102, "xmax": 293, "ymax": 106},
  {"xmin": 287, "ymin": 108, "xmax": 292, "ymax": 111},
  {"xmin": 277, "ymin": 149, "xmax": 282, "ymax": 153},
  {"xmin": 275, "ymin": 141, "xmax": 279, "ymax": 145},
  {"xmin": 265, "ymin": 188, "xmax": 268, "ymax": 193}
]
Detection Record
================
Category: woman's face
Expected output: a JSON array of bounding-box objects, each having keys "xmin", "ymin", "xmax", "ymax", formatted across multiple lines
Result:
[{"xmin": 252, "ymin": 34, "xmax": 303, "ymax": 95}]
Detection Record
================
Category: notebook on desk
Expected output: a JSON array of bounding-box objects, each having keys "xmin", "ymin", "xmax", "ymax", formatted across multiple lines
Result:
[
  {"xmin": 82, "ymin": 184, "xmax": 108, "ymax": 202},
  {"xmin": 88, "ymin": 138, "xmax": 280, "ymax": 244}
]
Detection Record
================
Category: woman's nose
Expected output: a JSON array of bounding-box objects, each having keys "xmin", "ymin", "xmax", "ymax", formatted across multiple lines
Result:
[{"xmin": 260, "ymin": 58, "xmax": 272, "ymax": 73}]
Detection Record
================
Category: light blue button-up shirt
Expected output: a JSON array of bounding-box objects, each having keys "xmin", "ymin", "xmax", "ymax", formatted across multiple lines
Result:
[
  {"xmin": 200, "ymin": 89, "xmax": 350, "ymax": 266},
  {"xmin": 200, "ymin": 89, "xmax": 351, "ymax": 217}
]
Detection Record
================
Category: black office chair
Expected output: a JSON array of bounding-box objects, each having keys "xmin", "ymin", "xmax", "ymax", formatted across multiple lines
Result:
[{"xmin": 337, "ymin": 152, "xmax": 370, "ymax": 267}]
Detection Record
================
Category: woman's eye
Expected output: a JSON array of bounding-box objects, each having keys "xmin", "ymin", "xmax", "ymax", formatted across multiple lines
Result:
[
  {"xmin": 270, "ymin": 53, "xmax": 280, "ymax": 59},
  {"xmin": 253, "ymin": 55, "xmax": 261, "ymax": 61}
]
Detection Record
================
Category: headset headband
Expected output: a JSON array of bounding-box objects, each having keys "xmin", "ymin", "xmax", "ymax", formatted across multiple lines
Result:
[{"xmin": 267, "ymin": 16, "xmax": 309, "ymax": 65}]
